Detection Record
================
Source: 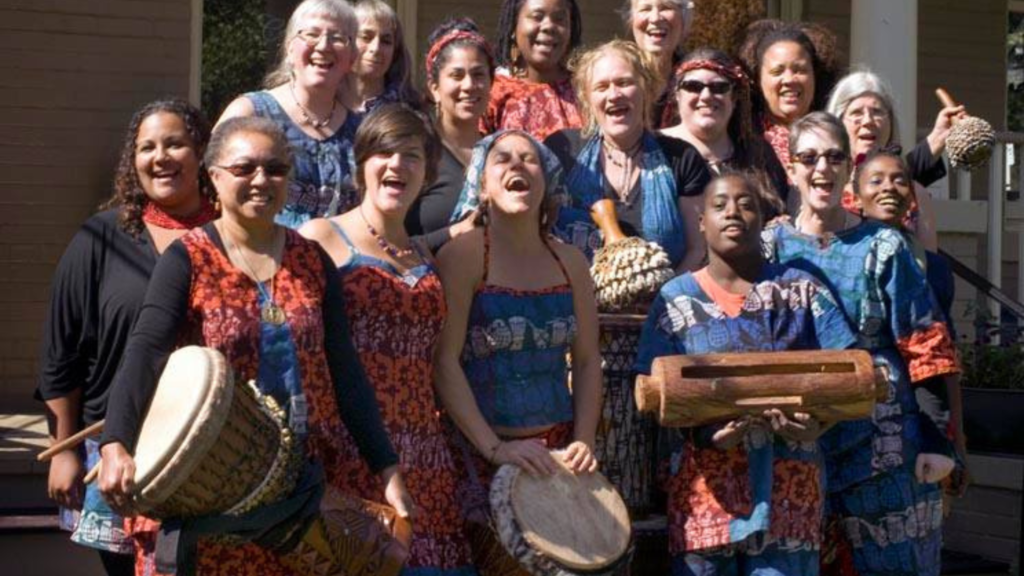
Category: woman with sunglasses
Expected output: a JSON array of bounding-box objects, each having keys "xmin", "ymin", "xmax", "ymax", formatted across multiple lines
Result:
[
  {"xmin": 37, "ymin": 98, "xmax": 218, "ymax": 576},
  {"xmin": 661, "ymin": 48, "xmax": 789, "ymax": 214},
  {"xmin": 545, "ymin": 40, "xmax": 711, "ymax": 271},
  {"xmin": 341, "ymin": 0, "xmax": 421, "ymax": 115},
  {"xmin": 218, "ymin": 0, "xmax": 362, "ymax": 228},
  {"xmin": 763, "ymin": 113, "xmax": 959, "ymax": 576},
  {"xmin": 99, "ymin": 117, "xmax": 412, "ymax": 576}
]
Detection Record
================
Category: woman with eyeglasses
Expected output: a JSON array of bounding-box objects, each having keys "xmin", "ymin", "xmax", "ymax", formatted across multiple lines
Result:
[
  {"xmin": 545, "ymin": 40, "xmax": 711, "ymax": 271},
  {"xmin": 661, "ymin": 48, "xmax": 789, "ymax": 215},
  {"xmin": 762, "ymin": 113, "xmax": 959, "ymax": 576},
  {"xmin": 341, "ymin": 0, "xmax": 422, "ymax": 115},
  {"xmin": 99, "ymin": 117, "xmax": 412, "ymax": 576},
  {"xmin": 218, "ymin": 0, "xmax": 362, "ymax": 228},
  {"xmin": 827, "ymin": 69, "xmax": 966, "ymax": 251}
]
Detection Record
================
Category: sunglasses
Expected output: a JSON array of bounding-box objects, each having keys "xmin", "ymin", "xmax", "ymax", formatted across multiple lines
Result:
[
  {"xmin": 791, "ymin": 150, "xmax": 848, "ymax": 167},
  {"xmin": 212, "ymin": 161, "xmax": 292, "ymax": 179},
  {"xmin": 677, "ymin": 79, "xmax": 733, "ymax": 95}
]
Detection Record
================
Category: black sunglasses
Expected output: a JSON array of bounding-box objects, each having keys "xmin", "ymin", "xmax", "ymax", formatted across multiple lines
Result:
[
  {"xmin": 791, "ymin": 150, "xmax": 848, "ymax": 167},
  {"xmin": 677, "ymin": 79, "xmax": 733, "ymax": 95},
  {"xmin": 212, "ymin": 161, "xmax": 292, "ymax": 179}
]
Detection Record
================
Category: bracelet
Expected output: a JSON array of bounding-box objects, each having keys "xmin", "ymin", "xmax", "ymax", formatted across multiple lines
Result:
[{"xmin": 488, "ymin": 440, "xmax": 503, "ymax": 464}]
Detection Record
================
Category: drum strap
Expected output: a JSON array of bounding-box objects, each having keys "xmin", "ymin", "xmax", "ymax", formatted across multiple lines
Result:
[{"xmin": 155, "ymin": 462, "xmax": 325, "ymax": 576}]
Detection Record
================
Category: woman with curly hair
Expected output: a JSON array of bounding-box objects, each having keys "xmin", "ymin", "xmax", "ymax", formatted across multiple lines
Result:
[
  {"xmin": 36, "ymin": 98, "xmax": 218, "ymax": 576},
  {"xmin": 738, "ymin": 19, "xmax": 838, "ymax": 179},
  {"xmin": 482, "ymin": 0, "xmax": 583, "ymax": 140},
  {"xmin": 341, "ymin": 0, "xmax": 422, "ymax": 114},
  {"xmin": 661, "ymin": 48, "xmax": 789, "ymax": 213}
]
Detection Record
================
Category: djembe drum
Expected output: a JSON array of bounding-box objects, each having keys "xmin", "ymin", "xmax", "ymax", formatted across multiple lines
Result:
[
  {"xmin": 595, "ymin": 313, "xmax": 656, "ymax": 518},
  {"xmin": 635, "ymin": 349, "xmax": 890, "ymax": 427},
  {"xmin": 129, "ymin": 346, "xmax": 411, "ymax": 576},
  {"xmin": 490, "ymin": 451, "xmax": 632, "ymax": 576}
]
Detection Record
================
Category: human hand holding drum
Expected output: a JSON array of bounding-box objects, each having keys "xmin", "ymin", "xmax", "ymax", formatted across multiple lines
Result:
[
  {"xmin": 764, "ymin": 409, "xmax": 825, "ymax": 442},
  {"xmin": 493, "ymin": 438, "xmax": 560, "ymax": 476},
  {"xmin": 98, "ymin": 441, "xmax": 136, "ymax": 515},
  {"xmin": 562, "ymin": 440, "xmax": 598, "ymax": 474},
  {"xmin": 381, "ymin": 465, "xmax": 416, "ymax": 520},
  {"xmin": 916, "ymin": 453, "xmax": 955, "ymax": 485}
]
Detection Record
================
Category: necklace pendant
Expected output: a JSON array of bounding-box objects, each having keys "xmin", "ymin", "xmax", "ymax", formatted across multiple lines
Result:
[{"xmin": 261, "ymin": 302, "xmax": 287, "ymax": 325}]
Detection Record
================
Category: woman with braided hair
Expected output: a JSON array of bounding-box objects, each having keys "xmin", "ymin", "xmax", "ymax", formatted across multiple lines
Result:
[{"xmin": 482, "ymin": 0, "xmax": 583, "ymax": 140}]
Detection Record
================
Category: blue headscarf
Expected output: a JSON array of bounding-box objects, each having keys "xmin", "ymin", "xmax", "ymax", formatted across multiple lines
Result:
[
  {"xmin": 553, "ymin": 132, "xmax": 685, "ymax": 265},
  {"xmin": 449, "ymin": 130, "xmax": 566, "ymax": 223}
]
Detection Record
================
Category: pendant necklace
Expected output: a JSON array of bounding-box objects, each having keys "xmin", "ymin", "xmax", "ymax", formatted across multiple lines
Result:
[
  {"xmin": 604, "ymin": 137, "xmax": 643, "ymax": 206},
  {"xmin": 289, "ymin": 81, "xmax": 336, "ymax": 129},
  {"xmin": 223, "ymin": 225, "xmax": 286, "ymax": 325}
]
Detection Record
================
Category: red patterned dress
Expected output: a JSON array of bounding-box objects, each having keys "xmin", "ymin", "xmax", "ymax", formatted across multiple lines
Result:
[
  {"xmin": 102, "ymin": 224, "xmax": 397, "ymax": 576},
  {"xmin": 482, "ymin": 73, "xmax": 582, "ymax": 141},
  {"xmin": 323, "ymin": 222, "xmax": 476, "ymax": 575}
]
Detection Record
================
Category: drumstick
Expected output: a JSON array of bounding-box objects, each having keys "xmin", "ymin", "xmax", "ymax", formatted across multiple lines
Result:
[
  {"xmin": 935, "ymin": 87, "xmax": 959, "ymax": 111},
  {"xmin": 37, "ymin": 420, "xmax": 105, "ymax": 462},
  {"xmin": 83, "ymin": 462, "xmax": 100, "ymax": 484}
]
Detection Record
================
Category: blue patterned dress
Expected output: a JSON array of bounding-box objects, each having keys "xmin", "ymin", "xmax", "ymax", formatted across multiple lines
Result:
[
  {"xmin": 763, "ymin": 221, "xmax": 960, "ymax": 576},
  {"xmin": 245, "ymin": 91, "xmax": 361, "ymax": 228},
  {"xmin": 635, "ymin": 263, "xmax": 856, "ymax": 576}
]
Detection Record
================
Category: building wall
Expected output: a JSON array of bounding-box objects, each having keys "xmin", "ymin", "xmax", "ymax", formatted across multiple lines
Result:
[{"xmin": 0, "ymin": 0, "xmax": 195, "ymax": 412}]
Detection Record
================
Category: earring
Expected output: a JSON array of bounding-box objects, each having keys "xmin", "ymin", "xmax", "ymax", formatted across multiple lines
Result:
[{"xmin": 435, "ymin": 100, "xmax": 442, "ymax": 121}]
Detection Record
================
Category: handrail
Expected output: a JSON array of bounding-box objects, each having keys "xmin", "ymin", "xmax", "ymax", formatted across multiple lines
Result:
[{"xmin": 938, "ymin": 248, "xmax": 1024, "ymax": 321}]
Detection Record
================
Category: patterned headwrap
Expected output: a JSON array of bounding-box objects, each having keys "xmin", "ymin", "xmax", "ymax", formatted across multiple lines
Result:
[
  {"xmin": 425, "ymin": 30, "xmax": 495, "ymax": 80},
  {"xmin": 673, "ymin": 59, "xmax": 749, "ymax": 89},
  {"xmin": 449, "ymin": 130, "xmax": 565, "ymax": 222}
]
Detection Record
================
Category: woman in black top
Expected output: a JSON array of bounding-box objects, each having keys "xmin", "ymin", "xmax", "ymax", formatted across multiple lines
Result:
[
  {"xmin": 36, "ymin": 99, "xmax": 219, "ymax": 575},
  {"xmin": 405, "ymin": 18, "xmax": 495, "ymax": 253},
  {"xmin": 545, "ymin": 40, "xmax": 711, "ymax": 271}
]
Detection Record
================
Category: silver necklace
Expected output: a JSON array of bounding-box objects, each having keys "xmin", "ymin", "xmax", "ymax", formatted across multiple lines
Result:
[{"xmin": 289, "ymin": 82, "xmax": 336, "ymax": 129}]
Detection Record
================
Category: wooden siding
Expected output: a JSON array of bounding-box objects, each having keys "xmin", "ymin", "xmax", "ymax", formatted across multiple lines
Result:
[{"xmin": 0, "ymin": 0, "xmax": 194, "ymax": 411}]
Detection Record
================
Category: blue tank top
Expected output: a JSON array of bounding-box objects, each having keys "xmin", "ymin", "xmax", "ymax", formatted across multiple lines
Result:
[
  {"xmin": 245, "ymin": 91, "xmax": 361, "ymax": 229},
  {"xmin": 460, "ymin": 229, "xmax": 577, "ymax": 428}
]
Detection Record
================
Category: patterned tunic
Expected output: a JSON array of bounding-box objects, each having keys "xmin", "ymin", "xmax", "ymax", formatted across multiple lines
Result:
[
  {"xmin": 763, "ymin": 221, "xmax": 960, "ymax": 576},
  {"xmin": 634, "ymin": 263, "xmax": 855, "ymax": 576},
  {"xmin": 482, "ymin": 73, "xmax": 582, "ymax": 141},
  {"xmin": 246, "ymin": 91, "xmax": 361, "ymax": 228},
  {"xmin": 324, "ymin": 223, "xmax": 476, "ymax": 576}
]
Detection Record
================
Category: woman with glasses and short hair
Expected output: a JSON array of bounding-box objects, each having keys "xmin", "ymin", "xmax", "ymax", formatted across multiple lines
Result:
[{"xmin": 218, "ymin": 0, "xmax": 362, "ymax": 228}]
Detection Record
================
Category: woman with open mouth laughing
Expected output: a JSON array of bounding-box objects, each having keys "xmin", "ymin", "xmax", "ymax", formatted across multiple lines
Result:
[
  {"xmin": 621, "ymin": 0, "xmax": 692, "ymax": 127},
  {"xmin": 661, "ymin": 48, "xmax": 789, "ymax": 216},
  {"xmin": 763, "ymin": 114, "xmax": 961, "ymax": 576},
  {"xmin": 434, "ymin": 130, "xmax": 602, "ymax": 574},
  {"xmin": 301, "ymin": 104, "xmax": 477, "ymax": 576},
  {"xmin": 218, "ymin": 0, "xmax": 362, "ymax": 228},
  {"xmin": 545, "ymin": 40, "xmax": 711, "ymax": 272},
  {"xmin": 341, "ymin": 0, "xmax": 421, "ymax": 115},
  {"xmin": 483, "ymin": 0, "xmax": 583, "ymax": 140}
]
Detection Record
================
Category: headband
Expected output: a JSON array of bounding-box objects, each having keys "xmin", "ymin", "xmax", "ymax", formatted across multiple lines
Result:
[
  {"xmin": 425, "ymin": 30, "xmax": 494, "ymax": 79},
  {"xmin": 674, "ymin": 59, "xmax": 749, "ymax": 88}
]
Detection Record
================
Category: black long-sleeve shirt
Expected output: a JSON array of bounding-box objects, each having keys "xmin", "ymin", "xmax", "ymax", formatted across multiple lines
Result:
[
  {"xmin": 405, "ymin": 146, "xmax": 467, "ymax": 254},
  {"xmin": 37, "ymin": 209, "xmax": 158, "ymax": 426},
  {"xmin": 100, "ymin": 225, "xmax": 398, "ymax": 472}
]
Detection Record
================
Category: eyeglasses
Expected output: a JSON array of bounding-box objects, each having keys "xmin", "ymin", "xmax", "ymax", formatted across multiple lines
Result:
[
  {"xmin": 791, "ymin": 149, "xmax": 848, "ymax": 167},
  {"xmin": 212, "ymin": 162, "xmax": 292, "ymax": 179},
  {"xmin": 677, "ymin": 79, "xmax": 733, "ymax": 95},
  {"xmin": 294, "ymin": 28, "xmax": 350, "ymax": 48},
  {"xmin": 845, "ymin": 107, "xmax": 889, "ymax": 124}
]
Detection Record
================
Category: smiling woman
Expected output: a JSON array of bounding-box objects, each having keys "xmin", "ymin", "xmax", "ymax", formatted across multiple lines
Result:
[
  {"xmin": 341, "ymin": 0, "xmax": 421, "ymax": 115},
  {"xmin": 217, "ymin": 0, "xmax": 363, "ymax": 228}
]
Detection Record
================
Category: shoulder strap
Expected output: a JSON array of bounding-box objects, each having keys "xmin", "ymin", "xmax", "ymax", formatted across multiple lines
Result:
[
  {"xmin": 327, "ymin": 219, "xmax": 359, "ymax": 255},
  {"xmin": 245, "ymin": 91, "xmax": 282, "ymax": 120},
  {"xmin": 543, "ymin": 239, "xmax": 572, "ymax": 286}
]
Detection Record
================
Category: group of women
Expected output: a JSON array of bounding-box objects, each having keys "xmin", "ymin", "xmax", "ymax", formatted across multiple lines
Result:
[{"xmin": 36, "ymin": 1, "xmax": 970, "ymax": 576}]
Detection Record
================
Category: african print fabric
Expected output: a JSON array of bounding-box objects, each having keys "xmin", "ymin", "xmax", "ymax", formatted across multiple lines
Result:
[
  {"xmin": 324, "ymin": 223, "xmax": 476, "ymax": 575},
  {"xmin": 763, "ymin": 221, "xmax": 959, "ymax": 576},
  {"xmin": 482, "ymin": 73, "xmax": 582, "ymax": 141},
  {"xmin": 634, "ymin": 263, "xmax": 856, "ymax": 575}
]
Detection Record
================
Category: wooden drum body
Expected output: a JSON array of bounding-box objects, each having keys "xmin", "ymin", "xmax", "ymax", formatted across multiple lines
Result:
[
  {"xmin": 490, "ymin": 451, "xmax": 632, "ymax": 576},
  {"xmin": 131, "ymin": 346, "xmax": 300, "ymax": 518},
  {"xmin": 635, "ymin": 349, "xmax": 889, "ymax": 428}
]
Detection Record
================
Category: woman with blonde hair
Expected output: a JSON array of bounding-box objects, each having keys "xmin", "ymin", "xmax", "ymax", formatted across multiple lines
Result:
[
  {"xmin": 218, "ymin": 0, "xmax": 362, "ymax": 228},
  {"xmin": 545, "ymin": 39, "xmax": 711, "ymax": 270}
]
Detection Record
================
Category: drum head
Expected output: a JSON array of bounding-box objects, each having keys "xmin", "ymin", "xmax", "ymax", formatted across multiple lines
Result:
[
  {"xmin": 132, "ymin": 346, "xmax": 231, "ymax": 497},
  {"xmin": 509, "ymin": 452, "xmax": 630, "ymax": 571}
]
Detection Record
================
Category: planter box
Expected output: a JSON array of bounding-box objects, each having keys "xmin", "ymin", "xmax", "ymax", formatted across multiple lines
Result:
[{"xmin": 963, "ymin": 388, "xmax": 1024, "ymax": 456}]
